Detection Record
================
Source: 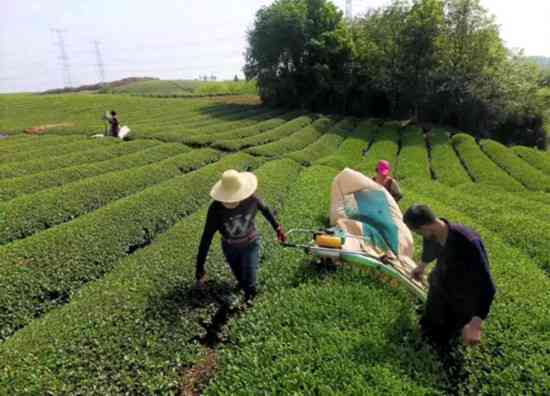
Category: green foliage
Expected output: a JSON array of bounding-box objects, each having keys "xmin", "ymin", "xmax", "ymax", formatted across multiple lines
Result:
[
  {"xmin": 213, "ymin": 115, "xmax": 314, "ymax": 151},
  {"xmin": 315, "ymin": 119, "xmax": 378, "ymax": 169},
  {"xmin": 285, "ymin": 118, "xmax": 355, "ymax": 165},
  {"xmin": 246, "ymin": 117, "xmax": 335, "ymax": 157},
  {"xmin": 245, "ymin": 0, "xmax": 353, "ymax": 110},
  {"xmin": 147, "ymin": 108, "xmax": 275, "ymax": 144},
  {"xmin": 0, "ymin": 149, "xmax": 220, "ymax": 244},
  {"xmin": 430, "ymin": 129, "xmax": 472, "ymax": 186},
  {"xmin": 100, "ymin": 79, "xmax": 258, "ymax": 97},
  {"xmin": 395, "ymin": 127, "xmax": 431, "ymax": 181},
  {"xmin": 451, "ymin": 133, "xmax": 524, "ymax": 191},
  {"xmin": 512, "ymin": 145, "xmax": 550, "ymax": 175},
  {"xmin": 354, "ymin": 124, "xmax": 400, "ymax": 174},
  {"xmin": 0, "ymin": 139, "xmax": 155, "ymax": 179},
  {"xmin": 480, "ymin": 139, "xmax": 550, "ymax": 191},
  {"xmin": 0, "ymin": 159, "xmax": 301, "ymax": 394},
  {"xmin": 0, "ymin": 154, "xmax": 262, "ymax": 341},
  {"xmin": 0, "ymin": 142, "xmax": 185, "ymax": 201},
  {"xmin": 0, "ymin": 135, "xmax": 82, "ymax": 155},
  {"xmin": 181, "ymin": 110, "xmax": 292, "ymax": 147}
]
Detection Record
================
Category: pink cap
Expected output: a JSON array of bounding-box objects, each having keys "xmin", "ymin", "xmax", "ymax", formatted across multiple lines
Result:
[{"xmin": 376, "ymin": 160, "xmax": 391, "ymax": 176}]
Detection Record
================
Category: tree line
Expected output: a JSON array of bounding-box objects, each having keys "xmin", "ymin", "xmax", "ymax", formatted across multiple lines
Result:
[{"xmin": 244, "ymin": 0, "xmax": 547, "ymax": 148}]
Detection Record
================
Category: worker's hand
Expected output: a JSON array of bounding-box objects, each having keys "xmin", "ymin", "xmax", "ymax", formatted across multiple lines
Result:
[
  {"xmin": 276, "ymin": 225, "xmax": 288, "ymax": 244},
  {"xmin": 462, "ymin": 317, "xmax": 483, "ymax": 346},
  {"xmin": 195, "ymin": 273, "xmax": 207, "ymax": 290},
  {"xmin": 411, "ymin": 263, "xmax": 427, "ymax": 282}
]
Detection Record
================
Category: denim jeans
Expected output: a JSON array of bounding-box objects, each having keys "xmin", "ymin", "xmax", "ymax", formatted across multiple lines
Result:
[{"xmin": 221, "ymin": 238, "xmax": 261, "ymax": 300}]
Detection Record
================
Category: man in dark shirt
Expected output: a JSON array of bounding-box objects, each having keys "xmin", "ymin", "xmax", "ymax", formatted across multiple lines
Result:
[
  {"xmin": 403, "ymin": 204, "xmax": 496, "ymax": 348},
  {"xmin": 195, "ymin": 170, "xmax": 286, "ymax": 302},
  {"xmin": 108, "ymin": 110, "xmax": 119, "ymax": 138}
]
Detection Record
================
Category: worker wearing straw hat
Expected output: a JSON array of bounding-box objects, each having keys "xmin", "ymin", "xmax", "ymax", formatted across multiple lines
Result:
[{"xmin": 195, "ymin": 169, "xmax": 287, "ymax": 303}]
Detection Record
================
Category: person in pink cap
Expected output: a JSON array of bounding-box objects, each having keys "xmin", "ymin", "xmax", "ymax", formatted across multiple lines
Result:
[{"xmin": 373, "ymin": 160, "xmax": 402, "ymax": 202}]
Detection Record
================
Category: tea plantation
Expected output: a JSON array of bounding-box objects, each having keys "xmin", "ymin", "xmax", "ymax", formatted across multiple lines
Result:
[{"xmin": 0, "ymin": 93, "xmax": 549, "ymax": 395}]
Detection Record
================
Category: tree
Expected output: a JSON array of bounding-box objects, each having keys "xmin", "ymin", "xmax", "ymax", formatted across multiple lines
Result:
[
  {"xmin": 245, "ymin": 0, "xmax": 353, "ymax": 110},
  {"xmin": 234, "ymin": 74, "xmax": 240, "ymax": 82}
]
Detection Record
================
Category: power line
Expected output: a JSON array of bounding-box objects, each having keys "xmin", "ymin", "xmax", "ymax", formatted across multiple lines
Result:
[
  {"xmin": 50, "ymin": 28, "xmax": 73, "ymax": 88},
  {"xmin": 93, "ymin": 40, "xmax": 106, "ymax": 85},
  {"xmin": 346, "ymin": 0, "xmax": 353, "ymax": 22}
]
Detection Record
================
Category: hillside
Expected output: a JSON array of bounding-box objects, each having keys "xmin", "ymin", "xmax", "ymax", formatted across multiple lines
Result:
[{"xmin": 0, "ymin": 93, "xmax": 549, "ymax": 394}]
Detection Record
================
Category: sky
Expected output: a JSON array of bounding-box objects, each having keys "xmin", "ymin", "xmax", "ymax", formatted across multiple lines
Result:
[{"xmin": 1, "ymin": 0, "xmax": 549, "ymax": 93}]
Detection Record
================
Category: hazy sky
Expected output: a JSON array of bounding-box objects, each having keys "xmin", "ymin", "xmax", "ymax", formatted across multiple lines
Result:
[{"xmin": 1, "ymin": 0, "xmax": 549, "ymax": 93}]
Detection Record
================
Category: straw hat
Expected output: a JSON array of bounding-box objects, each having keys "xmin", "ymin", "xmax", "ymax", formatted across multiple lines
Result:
[{"xmin": 210, "ymin": 169, "xmax": 258, "ymax": 203}]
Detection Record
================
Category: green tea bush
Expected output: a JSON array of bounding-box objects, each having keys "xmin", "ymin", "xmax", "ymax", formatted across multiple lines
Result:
[
  {"xmin": 182, "ymin": 110, "xmax": 293, "ymax": 147},
  {"xmin": 216, "ymin": 116, "xmax": 322, "ymax": 152},
  {"xmin": 0, "ymin": 149, "xmax": 221, "ymax": 244},
  {"xmin": 0, "ymin": 142, "xmax": 187, "ymax": 201},
  {"xmin": 430, "ymin": 130, "xmax": 472, "ymax": 186},
  {"xmin": 0, "ymin": 139, "xmax": 156, "ymax": 179},
  {"xmin": 0, "ymin": 159, "xmax": 301, "ymax": 395},
  {"xmin": 395, "ymin": 127, "xmax": 431, "ymax": 181},
  {"xmin": 246, "ymin": 118, "xmax": 335, "ymax": 157},
  {"xmin": 512, "ymin": 146, "xmax": 550, "ymax": 175},
  {"xmin": 354, "ymin": 124, "xmax": 400, "ymax": 175},
  {"xmin": 452, "ymin": 134, "xmax": 524, "ymax": 191},
  {"xmin": 285, "ymin": 118, "xmax": 355, "ymax": 165},
  {"xmin": 480, "ymin": 139, "xmax": 550, "ymax": 192},
  {"xmin": 0, "ymin": 153, "xmax": 262, "ymax": 340},
  {"xmin": 315, "ymin": 119, "xmax": 378, "ymax": 169}
]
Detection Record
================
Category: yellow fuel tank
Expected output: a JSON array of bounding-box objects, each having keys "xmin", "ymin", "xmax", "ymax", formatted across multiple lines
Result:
[{"xmin": 315, "ymin": 234, "xmax": 343, "ymax": 249}]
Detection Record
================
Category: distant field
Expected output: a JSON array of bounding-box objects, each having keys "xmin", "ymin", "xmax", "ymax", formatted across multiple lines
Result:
[
  {"xmin": 0, "ymin": 93, "xmax": 549, "ymax": 395},
  {"xmin": 101, "ymin": 79, "xmax": 258, "ymax": 97}
]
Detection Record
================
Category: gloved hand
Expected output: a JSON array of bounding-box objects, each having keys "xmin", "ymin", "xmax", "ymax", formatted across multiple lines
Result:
[{"xmin": 276, "ymin": 225, "xmax": 287, "ymax": 243}]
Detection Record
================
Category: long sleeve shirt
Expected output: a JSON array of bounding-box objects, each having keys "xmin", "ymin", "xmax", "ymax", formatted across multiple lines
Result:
[
  {"xmin": 422, "ymin": 220, "xmax": 496, "ymax": 321},
  {"xmin": 195, "ymin": 195, "xmax": 279, "ymax": 278}
]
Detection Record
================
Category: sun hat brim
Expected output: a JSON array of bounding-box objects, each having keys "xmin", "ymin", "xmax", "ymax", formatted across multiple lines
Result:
[{"xmin": 210, "ymin": 172, "xmax": 258, "ymax": 203}]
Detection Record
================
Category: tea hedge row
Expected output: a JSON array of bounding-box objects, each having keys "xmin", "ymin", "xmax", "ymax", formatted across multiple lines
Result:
[
  {"xmin": 176, "ymin": 109, "xmax": 281, "ymax": 145},
  {"xmin": 285, "ymin": 118, "xmax": 355, "ymax": 165},
  {"xmin": 0, "ymin": 139, "xmax": 154, "ymax": 180},
  {"xmin": 354, "ymin": 124, "xmax": 400, "ymax": 174},
  {"xmin": 315, "ymin": 120, "xmax": 378, "ymax": 169},
  {"xmin": 0, "ymin": 135, "xmax": 85, "ymax": 157},
  {"xmin": 181, "ymin": 110, "xmax": 294, "ymax": 147},
  {"xmin": 0, "ymin": 159, "xmax": 302, "ymax": 394},
  {"xmin": 0, "ymin": 136, "xmax": 103, "ymax": 164},
  {"xmin": 214, "ymin": 115, "xmax": 320, "ymax": 152},
  {"xmin": 130, "ymin": 104, "xmax": 254, "ymax": 136},
  {"xmin": 451, "ymin": 134, "xmax": 524, "ymax": 191},
  {"xmin": 0, "ymin": 149, "xmax": 221, "ymax": 245},
  {"xmin": 480, "ymin": 139, "xmax": 550, "ymax": 192},
  {"xmin": 0, "ymin": 153, "xmax": 262, "ymax": 341},
  {"xmin": 429, "ymin": 130, "xmax": 472, "ymax": 186},
  {"xmin": 511, "ymin": 145, "xmax": 550, "ymax": 175},
  {"xmin": 247, "ymin": 118, "xmax": 335, "ymax": 157},
  {"xmin": 0, "ymin": 141, "xmax": 185, "ymax": 201},
  {"xmin": 395, "ymin": 127, "xmax": 431, "ymax": 181}
]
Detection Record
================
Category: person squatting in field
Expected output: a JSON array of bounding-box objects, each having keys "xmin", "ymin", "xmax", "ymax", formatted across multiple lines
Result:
[
  {"xmin": 195, "ymin": 169, "xmax": 287, "ymax": 303},
  {"xmin": 373, "ymin": 160, "xmax": 403, "ymax": 202},
  {"xmin": 404, "ymin": 204, "xmax": 496, "ymax": 349}
]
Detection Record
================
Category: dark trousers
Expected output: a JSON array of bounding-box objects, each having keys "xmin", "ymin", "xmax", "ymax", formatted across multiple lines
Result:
[
  {"xmin": 222, "ymin": 238, "xmax": 260, "ymax": 301},
  {"xmin": 421, "ymin": 272, "xmax": 470, "ymax": 350}
]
